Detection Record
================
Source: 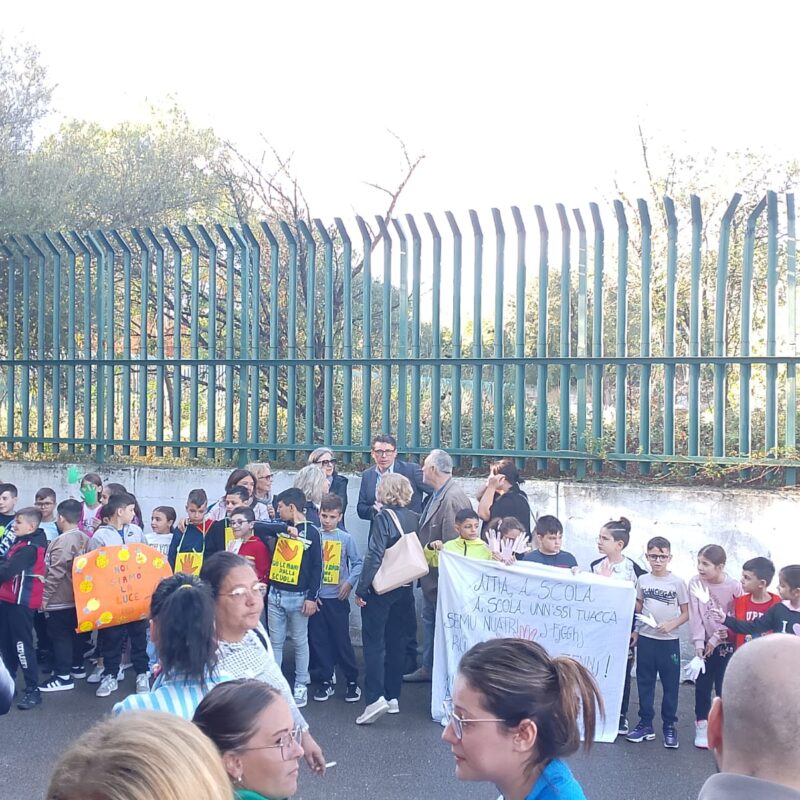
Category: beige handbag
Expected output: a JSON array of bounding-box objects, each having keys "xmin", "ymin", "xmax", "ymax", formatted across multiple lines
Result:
[{"xmin": 371, "ymin": 509, "xmax": 429, "ymax": 595}]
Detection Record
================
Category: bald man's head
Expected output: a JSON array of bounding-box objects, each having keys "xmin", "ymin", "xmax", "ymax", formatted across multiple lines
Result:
[{"xmin": 709, "ymin": 634, "xmax": 800, "ymax": 787}]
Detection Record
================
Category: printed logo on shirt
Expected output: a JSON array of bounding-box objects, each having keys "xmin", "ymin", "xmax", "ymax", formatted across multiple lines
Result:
[{"xmin": 641, "ymin": 587, "xmax": 678, "ymax": 605}]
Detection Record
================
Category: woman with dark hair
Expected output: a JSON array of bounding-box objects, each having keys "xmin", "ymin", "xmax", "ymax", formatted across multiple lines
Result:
[
  {"xmin": 200, "ymin": 552, "xmax": 327, "ymax": 775},
  {"xmin": 113, "ymin": 573, "xmax": 230, "ymax": 718},
  {"xmin": 476, "ymin": 459, "xmax": 532, "ymax": 536},
  {"xmin": 194, "ymin": 679, "xmax": 304, "ymax": 800},
  {"xmin": 207, "ymin": 469, "xmax": 271, "ymax": 522},
  {"xmin": 442, "ymin": 638, "xmax": 602, "ymax": 800}
]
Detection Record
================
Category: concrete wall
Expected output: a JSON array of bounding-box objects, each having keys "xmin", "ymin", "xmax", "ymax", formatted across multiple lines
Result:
[
  {"xmin": 5, "ymin": 461, "xmax": 798, "ymax": 647},
  {"xmin": 5, "ymin": 461, "xmax": 797, "ymax": 584}
]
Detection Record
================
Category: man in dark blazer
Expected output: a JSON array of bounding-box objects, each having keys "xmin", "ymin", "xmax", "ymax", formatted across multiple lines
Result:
[
  {"xmin": 357, "ymin": 434, "xmax": 429, "ymax": 520},
  {"xmin": 403, "ymin": 448, "xmax": 472, "ymax": 683}
]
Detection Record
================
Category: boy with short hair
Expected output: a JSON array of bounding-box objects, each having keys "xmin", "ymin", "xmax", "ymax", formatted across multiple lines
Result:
[
  {"xmin": 89, "ymin": 494, "xmax": 148, "ymax": 699},
  {"xmin": 34, "ymin": 488, "xmax": 59, "ymax": 543},
  {"xmin": 309, "ymin": 492, "xmax": 362, "ymax": 704},
  {"xmin": 147, "ymin": 505, "xmax": 176, "ymax": 558},
  {"xmin": 0, "ymin": 483, "xmax": 19, "ymax": 551},
  {"xmin": 731, "ymin": 556, "xmax": 780, "ymax": 649},
  {"xmin": 168, "ymin": 489, "xmax": 212, "ymax": 575},
  {"xmin": 0, "ymin": 506, "xmax": 47, "ymax": 710},
  {"xmin": 523, "ymin": 515, "xmax": 578, "ymax": 568},
  {"xmin": 425, "ymin": 507, "xmax": 493, "ymax": 564},
  {"xmin": 227, "ymin": 506, "xmax": 271, "ymax": 583},
  {"xmin": 627, "ymin": 536, "xmax": 689, "ymax": 749},
  {"xmin": 40, "ymin": 499, "xmax": 90, "ymax": 692},
  {"xmin": 271, "ymin": 487, "xmax": 323, "ymax": 709}
]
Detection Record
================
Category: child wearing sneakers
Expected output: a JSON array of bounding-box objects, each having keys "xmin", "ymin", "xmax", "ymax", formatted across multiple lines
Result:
[
  {"xmin": 731, "ymin": 556, "xmax": 780, "ymax": 648},
  {"xmin": 271, "ymin": 487, "xmax": 322, "ymax": 709},
  {"xmin": 88, "ymin": 493, "xmax": 149, "ymax": 698},
  {"xmin": 309, "ymin": 492, "xmax": 362, "ymax": 704},
  {"xmin": 627, "ymin": 536, "xmax": 688, "ymax": 749},
  {"xmin": 591, "ymin": 516, "xmax": 645, "ymax": 736},
  {"xmin": 688, "ymin": 544, "xmax": 742, "ymax": 749},
  {"xmin": 0, "ymin": 506, "xmax": 47, "ymax": 710},
  {"xmin": 40, "ymin": 499, "xmax": 90, "ymax": 693}
]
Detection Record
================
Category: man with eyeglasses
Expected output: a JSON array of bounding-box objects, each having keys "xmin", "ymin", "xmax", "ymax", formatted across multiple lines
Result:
[{"xmin": 356, "ymin": 434, "xmax": 429, "ymax": 521}]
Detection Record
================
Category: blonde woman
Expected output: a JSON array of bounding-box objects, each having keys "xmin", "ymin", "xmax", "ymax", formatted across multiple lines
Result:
[
  {"xmin": 46, "ymin": 711, "xmax": 233, "ymax": 800},
  {"xmin": 246, "ymin": 462, "xmax": 276, "ymax": 519},
  {"xmin": 354, "ymin": 473, "xmax": 419, "ymax": 725},
  {"xmin": 308, "ymin": 447, "xmax": 349, "ymax": 520},
  {"xmin": 293, "ymin": 464, "xmax": 326, "ymax": 526}
]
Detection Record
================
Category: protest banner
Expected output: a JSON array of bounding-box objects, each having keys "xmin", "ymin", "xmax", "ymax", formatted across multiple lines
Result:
[
  {"xmin": 322, "ymin": 539, "xmax": 342, "ymax": 585},
  {"xmin": 269, "ymin": 535, "xmax": 304, "ymax": 584},
  {"xmin": 431, "ymin": 552, "xmax": 636, "ymax": 742},
  {"xmin": 73, "ymin": 544, "xmax": 173, "ymax": 632}
]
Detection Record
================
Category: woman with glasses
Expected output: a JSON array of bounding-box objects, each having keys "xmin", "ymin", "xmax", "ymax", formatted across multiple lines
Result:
[
  {"xmin": 308, "ymin": 447, "xmax": 349, "ymax": 520},
  {"xmin": 441, "ymin": 638, "xmax": 601, "ymax": 800},
  {"xmin": 194, "ymin": 679, "xmax": 303, "ymax": 800},
  {"xmin": 113, "ymin": 573, "xmax": 232, "ymax": 718},
  {"xmin": 247, "ymin": 462, "xmax": 277, "ymax": 520},
  {"xmin": 200, "ymin": 552, "xmax": 328, "ymax": 776}
]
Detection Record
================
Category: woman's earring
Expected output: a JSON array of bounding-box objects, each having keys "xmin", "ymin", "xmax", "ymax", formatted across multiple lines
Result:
[{"xmin": 234, "ymin": 775, "xmax": 243, "ymax": 785}]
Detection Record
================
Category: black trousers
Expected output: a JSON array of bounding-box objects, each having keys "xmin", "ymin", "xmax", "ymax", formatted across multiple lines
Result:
[
  {"xmin": 0, "ymin": 603, "xmax": 38, "ymax": 691},
  {"xmin": 46, "ymin": 608, "xmax": 87, "ymax": 676},
  {"xmin": 34, "ymin": 611, "xmax": 52, "ymax": 659},
  {"xmin": 308, "ymin": 597, "xmax": 359, "ymax": 684},
  {"xmin": 98, "ymin": 620, "xmax": 149, "ymax": 677},
  {"xmin": 360, "ymin": 585, "xmax": 414, "ymax": 705},
  {"xmin": 636, "ymin": 635, "xmax": 680, "ymax": 726},
  {"xmin": 621, "ymin": 646, "xmax": 635, "ymax": 717},
  {"xmin": 695, "ymin": 642, "xmax": 733, "ymax": 720}
]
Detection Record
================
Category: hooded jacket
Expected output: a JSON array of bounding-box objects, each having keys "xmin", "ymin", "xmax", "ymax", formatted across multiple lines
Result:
[
  {"xmin": 0, "ymin": 528, "xmax": 47, "ymax": 608},
  {"xmin": 42, "ymin": 527, "xmax": 90, "ymax": 611},
  {"xmin": 424, "ymin": 536, "xmax": 492, "ymax": 568},
  {"xmin": 88, "ymin": 523, "xmax": 145, "ymax": 550}
]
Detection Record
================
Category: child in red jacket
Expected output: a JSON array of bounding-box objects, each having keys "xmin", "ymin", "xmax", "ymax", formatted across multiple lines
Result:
[{"xmin": 733, "ymin": 556, "xmax": 781, "ymax": 649}]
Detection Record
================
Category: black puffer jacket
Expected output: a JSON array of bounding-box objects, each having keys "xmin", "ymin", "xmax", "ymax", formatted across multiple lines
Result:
[{"xmin": 356, "ymin": 505, "xmax": 419, "ymax": 597}]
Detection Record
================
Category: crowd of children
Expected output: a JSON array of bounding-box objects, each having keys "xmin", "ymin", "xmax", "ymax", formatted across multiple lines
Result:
[{"xmin": 0, "ymin": 464, "xmax": 798, "ymax": 764}]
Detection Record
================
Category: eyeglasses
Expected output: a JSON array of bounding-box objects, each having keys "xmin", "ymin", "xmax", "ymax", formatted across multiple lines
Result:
[
  {"xmin": 230, "ymin": 519, "xmax": 250, "ymax": 527},
  {"xmin": 646, "ymin": 554, "xmax": 670, "ymax": 561},
  {"xmin": 220, "ymin": 583, "xmax": 267, "ymax": 600},
  {"xmin": 372, "ymin": 448, "xmax": 396, "ymax": 456},
  {"xmin": 261, "ymin": 474, "xmax": 274, "ymax": 480},
  {"xmin": 239, "ymin": 726, "xmax": 303, "ymax": 761},
  {"xmin": 441, "ymin": 699, "xmax": 505, "ymax": 740},
  {"xmin": 316, "ymin": 458, "xmax": 336, "ymax": 467}
]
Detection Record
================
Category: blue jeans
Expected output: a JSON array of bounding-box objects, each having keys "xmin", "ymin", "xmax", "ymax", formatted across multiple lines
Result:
[
  {"xmin": 421, "ymin": 594, "xmax": 436, "ymax": 673},
  {"xmin": 268, "ymin": 587, "xmax": 310, "ymax": 685}
]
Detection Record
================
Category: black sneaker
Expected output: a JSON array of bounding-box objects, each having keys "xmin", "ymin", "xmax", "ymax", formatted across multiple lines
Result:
[
  {"xmin": 40, "ymin": 675, "xmax": 75, "ymax": 693},
  {"xmin": 618, "ymin": 715, "xmax": 629, "ymax": 736},
  {"xmin": 345, "ymin": 682, "xmax": 361, "ymax": 703},
  {"xmin": 663, "ymin": 726, "xmax": 679, "ymax": 748},
  {"xmin": 17, "ymin": 688, "xmax": 42, "ymax": 710},
  {"xmin": 313, "ymin": 682, "xmax": 334, "ymax": 702}
]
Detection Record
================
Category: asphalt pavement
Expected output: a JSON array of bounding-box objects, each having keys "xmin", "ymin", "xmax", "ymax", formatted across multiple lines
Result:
[{"xmin": 1, "ymin": 659, "xmax": 714, "ymax": 800}]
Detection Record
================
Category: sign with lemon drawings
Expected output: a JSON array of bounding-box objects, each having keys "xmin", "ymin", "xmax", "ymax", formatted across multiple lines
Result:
[
  {"xmin": 322, "ymin": 539, "xmax": 342, "ymax": 585},
  {"xmin": 72, "ymin": 544, "xmax": 173, "ymax": 632},
  {"xmin": 269, "ymin": 535, "xmax": 304, "ymax": 585}
]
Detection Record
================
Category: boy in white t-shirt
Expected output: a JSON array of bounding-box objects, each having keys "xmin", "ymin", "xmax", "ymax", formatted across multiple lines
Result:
[{"xmin": 627, "ymin": 536, "xmax": 689, "ymax": 750}]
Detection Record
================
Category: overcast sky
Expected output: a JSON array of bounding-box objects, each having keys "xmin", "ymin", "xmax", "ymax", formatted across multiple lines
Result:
[{"xmin": 5, "ymin": 0, "xmax": 799, "ymax": 223}]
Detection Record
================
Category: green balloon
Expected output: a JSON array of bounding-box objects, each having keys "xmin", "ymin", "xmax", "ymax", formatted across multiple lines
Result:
[
  {"xmin": 67, "ymin": 466, "xmax": 81, "ymax": 484},
  {"xmin": 80, "ymin": 484, "xmax": 97, "ymax": 505}
]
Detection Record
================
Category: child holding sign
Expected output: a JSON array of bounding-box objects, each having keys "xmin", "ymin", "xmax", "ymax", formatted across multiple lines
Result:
[
  {"xmin": 309, "ymin": 493, "xmax": 362, "ymax": 704},
  {"xmin": 270, "ymin": 488, "xmax": 323, "ymax": 709},
  {"xmin": 169, "ymin": 490, "xmax": 212, "ymax": 576}
]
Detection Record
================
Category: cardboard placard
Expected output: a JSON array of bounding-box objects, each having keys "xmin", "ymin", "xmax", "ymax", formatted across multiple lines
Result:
[
  {"xmin": 73, "ymin": 544, "xmax": 173, "ymax": 632},
  {"xmin": 322, "ymin": 539, "xmax": 342, "ymax": 585},
  {"xmin": 269, "ymin": 536, "xmax": 304, "ymax": 585}
]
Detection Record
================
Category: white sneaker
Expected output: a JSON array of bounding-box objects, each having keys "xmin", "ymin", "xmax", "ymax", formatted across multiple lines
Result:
[
  {"xmin": 120, "ymin": 661, "xmax": 133, "ymax": 671},
  {"xmin": 694, "ymin": 720, "xmax": 709, "ymax": 749},
  {"xmin": 86, "ymin": 665, "xmax": 104, "ymax": 684},
  {"xmin": 135, "ymin": 673, "xmax": 150, "ymax": 694},
  {"xmin": 95, "ymin": 675, "xmax": 118, "ymax": 697},
  {"xmin": 387, "ymin": 698, "xmax": 400, "ymax": 714},
  {"xmin": 117, "ymin": 667, "xmax": 125, "ymax": 681},
  {"xmin": 293, "ymin": 684, "xmax": 308, "ymax": 708},
  {"xmin": 356, "ymin": 696, "xmax": 390, "ymax": 725}
]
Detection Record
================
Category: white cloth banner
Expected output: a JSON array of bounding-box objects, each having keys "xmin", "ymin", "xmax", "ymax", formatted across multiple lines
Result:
[{"xmin": 431, "ymin": 552, "xmax": 636, "ymax": 742}]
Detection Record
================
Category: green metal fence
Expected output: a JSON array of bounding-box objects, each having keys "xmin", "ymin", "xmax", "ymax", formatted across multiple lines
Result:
[{"xmin": 1, "ymin": 193, "xmax": 799, "ymax": 480}]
